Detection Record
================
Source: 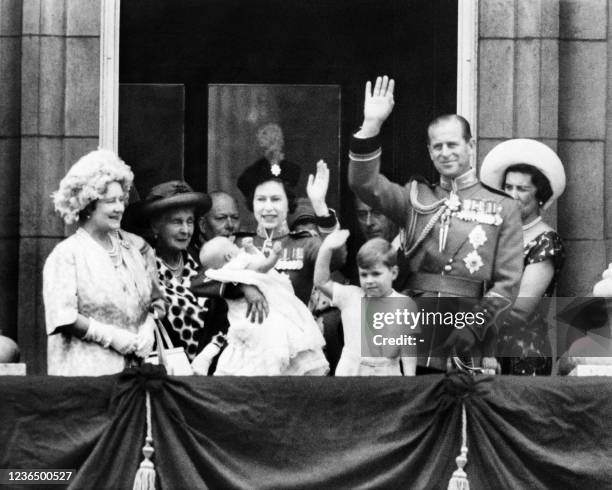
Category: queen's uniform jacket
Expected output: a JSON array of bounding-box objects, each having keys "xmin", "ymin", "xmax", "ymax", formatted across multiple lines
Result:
[{"xmin": 349, "ymin": 135, "xmax": 524, "ymax": 365}]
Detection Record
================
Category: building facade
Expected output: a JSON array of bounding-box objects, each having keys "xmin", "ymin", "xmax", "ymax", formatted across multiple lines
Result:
[{"xmin": 1, "ymin": 0, "xmax": 610, "ymax": 373}]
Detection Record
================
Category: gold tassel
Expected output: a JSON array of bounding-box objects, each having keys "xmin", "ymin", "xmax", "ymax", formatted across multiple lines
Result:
[
  {"xmin": 448, "ymin": 403, "xmax": 470, "ymax": 490},
  {"xmin": 133, "ymin": 391, "xmax": 156, "ymax": 490}
]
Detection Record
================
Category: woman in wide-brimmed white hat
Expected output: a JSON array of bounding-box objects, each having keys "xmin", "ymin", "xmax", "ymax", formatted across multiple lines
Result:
[
  {"xmin": 43, "ymin": 150, "xmax": 164, "ymax": 375},
  {"xmin": 480, "ymin": 139, "xmax": 566, "ymax": 375}
]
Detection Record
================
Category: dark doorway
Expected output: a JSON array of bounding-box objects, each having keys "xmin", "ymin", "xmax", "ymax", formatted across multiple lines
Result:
[{"xmin": 119, "ymin": 0, "xmax": 457, "ymax": 218}]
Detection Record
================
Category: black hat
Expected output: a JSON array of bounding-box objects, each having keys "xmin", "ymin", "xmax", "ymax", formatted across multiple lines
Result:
[
  {"xmin": 140, "ymin": 181, "xmax": 211, "ymax": 217},
  {"xmin": 237, "ymin": 158, "xmax": 301, "ymax": 199},
  {"xmin": 124, "ymin": 181, "xmax": 211, "ymax": 232}
]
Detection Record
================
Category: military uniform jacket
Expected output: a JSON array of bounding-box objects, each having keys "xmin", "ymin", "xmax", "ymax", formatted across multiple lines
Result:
[{"xmin": 348, "ymin": 136, "xmax": 523, "ymax": 307}]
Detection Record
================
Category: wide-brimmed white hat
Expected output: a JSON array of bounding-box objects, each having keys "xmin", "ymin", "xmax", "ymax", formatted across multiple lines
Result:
[{"xmin": 480, "ymin": 139, "xmax": 565, "ymax": 210}]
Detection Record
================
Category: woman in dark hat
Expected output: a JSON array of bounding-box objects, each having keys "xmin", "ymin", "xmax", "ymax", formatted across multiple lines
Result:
[
  {"xmin": 236, "ymin": 159, "xmax": 339, "ymax": 305},
  {"xmin": 481, "ymin": 139, "xmax": 566, "ymax": 375},
  {"xmin": 139, "ymin": 181, "xmax": 216, "ymax": 360}
]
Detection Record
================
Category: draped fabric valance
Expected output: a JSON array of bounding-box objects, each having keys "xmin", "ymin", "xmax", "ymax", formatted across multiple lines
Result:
[{"xmin": 1, "ymin": 367, "xmax": 611, "ymax": 489}]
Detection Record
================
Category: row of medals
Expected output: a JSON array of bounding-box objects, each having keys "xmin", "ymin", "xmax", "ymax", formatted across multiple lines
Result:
[
  {"xmin": 262, "ymin": 239, "xmax": 305, "ymax": 271},
  {"xmin": 455, "ymin": 198, "xmax": 503, "ymax": 226},
  {"xmin": 439, "ymin": 193, "xmax": 503, "ymax": 253},
  {"xmin": 275, "ymin": 247, "xmax": 305, "ymax": 271}
]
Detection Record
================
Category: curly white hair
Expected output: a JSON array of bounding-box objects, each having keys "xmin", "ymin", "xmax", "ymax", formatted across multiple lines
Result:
[{"xmin": 52, "ymin": 149, "xmax": 134, "ymax": 224}]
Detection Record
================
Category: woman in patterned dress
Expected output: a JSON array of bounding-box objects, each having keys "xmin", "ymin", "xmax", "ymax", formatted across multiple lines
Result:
[
  {"xmin": 480, "ymin": 139, "xmax": 566, "ymax": 375},
  {"xmin": 43, "ymin": 150, "xmax": 164, "ymax": 375},
  {"xmin": 139, "ymin": 181, "xmax": 214, "ymax": 361}
]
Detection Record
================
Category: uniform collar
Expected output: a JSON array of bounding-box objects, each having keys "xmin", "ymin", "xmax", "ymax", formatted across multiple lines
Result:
[
  {"xmin": 256, "ymin": 221, "xmax": 290, "ymax": 240},
  {"xmin": 439, "ymin": 168, "xmax": 479, "ymax": 192}
]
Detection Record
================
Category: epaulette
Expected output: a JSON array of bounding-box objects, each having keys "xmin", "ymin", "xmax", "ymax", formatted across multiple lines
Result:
[
  {"xmin": 289, "ymin": 229, "xmax": 318, "ymax": 238},
  {"xmin": 481, "ymin": 182, "xmax": 513, "ymax": 199},
  {"xmin": 409, "ymin": 179, "xmax": 446, "ymax": 214},
  {"xmin": 409, "ymin": 174, "xmax": 435, "ymax": 188}
]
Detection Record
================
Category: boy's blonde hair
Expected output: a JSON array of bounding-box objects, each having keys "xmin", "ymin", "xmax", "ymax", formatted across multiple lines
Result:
[{"xmin": 357, "ymin": 238, "xmax": 397, "ymax": 269}]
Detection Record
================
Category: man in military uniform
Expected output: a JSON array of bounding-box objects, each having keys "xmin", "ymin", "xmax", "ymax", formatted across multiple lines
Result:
[{"xmin": 349, "ymin": 76, "xmax": 524, "ymax": 372}]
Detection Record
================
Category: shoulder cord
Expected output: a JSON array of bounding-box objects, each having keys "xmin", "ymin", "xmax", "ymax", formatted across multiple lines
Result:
[
  {"xmin": 402, "ymin": 205, "xmax": 446, "ymax": 258},
  {"xmin": 409, "ymin": 180, "xmax": 446, "ymax": 214},
  {"xmin": 401, "ymin": 180, "xmax": 456, "ymax": 258}
]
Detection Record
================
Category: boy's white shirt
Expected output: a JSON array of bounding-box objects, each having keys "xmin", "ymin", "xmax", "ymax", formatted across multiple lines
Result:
[
  {"xmin": 331, "ymin": 282, "xmax": 404, "ymax": 356},
  {"xmin": 331, "ymin": 282, "xmax": 417, "ymax": 375}
]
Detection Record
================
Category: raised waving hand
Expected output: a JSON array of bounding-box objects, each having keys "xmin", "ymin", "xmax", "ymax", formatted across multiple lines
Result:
[{"xmin": 356, "ymin": 75, "xmax": 395, "ymax": 138}]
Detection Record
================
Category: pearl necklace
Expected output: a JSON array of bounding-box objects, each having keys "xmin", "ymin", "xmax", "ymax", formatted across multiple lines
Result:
[
  {"xmin": 106, "ymin": 233, "xmax": 122, "ymax": 267},
  {"xmin": 522, "ymin": 216, "xmax": 542, "ymax": 231},
  {"xmin": 107, "ymin": 234, "xmax": 118, "ymax": 253},
  {"xmin": 163, "ymin": 253, "xmax": 184, "ymax": 275}
]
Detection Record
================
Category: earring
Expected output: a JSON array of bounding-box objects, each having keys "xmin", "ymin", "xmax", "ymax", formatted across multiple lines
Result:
[{"xmin": 539, "ymin": 201, "xmax": 544, "ymax": 206}]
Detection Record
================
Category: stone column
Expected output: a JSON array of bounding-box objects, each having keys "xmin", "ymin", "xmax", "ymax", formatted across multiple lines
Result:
[
  {"xmin": 477, "ymin": 0, "xmax": 561, "ymax": 231},
  {"xmin": 18, "ymin": 0, "xmax": 100, "ymax": 374},
  {"xmin": 478, "ymin": 0, "xmax": 610, "ymax": 297},
  {"xmin": 0, "ymin": 0, "xmax": 22, "ymax": 342},
  {"xmin": 557, "ymin": 0, "xmax": 608, "ymax": 296}
]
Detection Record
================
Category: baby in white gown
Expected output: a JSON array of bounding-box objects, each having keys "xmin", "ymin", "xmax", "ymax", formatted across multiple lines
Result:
[{"xmin": 192, "ymin": 236, "xmax": 328, "ymax": 376}]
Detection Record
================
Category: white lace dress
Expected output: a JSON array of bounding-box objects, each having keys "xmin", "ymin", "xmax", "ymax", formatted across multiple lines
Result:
[
  {"xmin": 206, "ymin": 258, "xmax": 329, "ymax": 376},
  {"xmin": 43, "ymin": 228, "xmax": 160, "ymax": 375}
]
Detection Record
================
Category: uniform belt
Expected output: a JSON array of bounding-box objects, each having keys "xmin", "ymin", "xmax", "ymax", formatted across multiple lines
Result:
[{"xmin": 405, "ymin": 272, "xmax": 485, "ymax": 297}]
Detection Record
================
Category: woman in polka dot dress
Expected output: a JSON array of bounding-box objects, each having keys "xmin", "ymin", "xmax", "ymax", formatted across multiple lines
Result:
[
  {"xmin": 139, "ymin": 181, "xmax": 213, "ymax": 361},
  {"xmin": 480, "ymin": 139, "xmax": 566, "ymax": 375}
]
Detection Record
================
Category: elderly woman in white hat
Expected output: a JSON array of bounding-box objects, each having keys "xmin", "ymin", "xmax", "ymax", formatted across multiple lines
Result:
[
  {"xmin": 43, "ymin": 150, "xmax": 164, "ymax": 375},
  {"xmin": 480, "ymin": 139, "xmax": 566, "ymax": 375}
]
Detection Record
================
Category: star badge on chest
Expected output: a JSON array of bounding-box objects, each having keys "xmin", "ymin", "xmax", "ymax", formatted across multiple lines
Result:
[
  {"xmin": 463, "ymin": 250, "xmax": 484, "ymax": 274},
  {"xmin": 468, "ymin": 225, "xmax": 488, "ymax": 250}
]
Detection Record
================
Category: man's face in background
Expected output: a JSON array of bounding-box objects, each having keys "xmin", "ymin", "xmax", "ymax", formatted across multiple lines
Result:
[
  {"xmin": 355, "ymin": 198, "xmax": 396, "ymax": 241},
  {"xmin": 200, "ymin": 193, "xmax": 241, "ymax": 240}
]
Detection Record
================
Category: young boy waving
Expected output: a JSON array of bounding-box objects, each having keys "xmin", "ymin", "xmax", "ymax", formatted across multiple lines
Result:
[{"xmin": 314, "ymin": 229, "xmax": 417, "ymax": 376}]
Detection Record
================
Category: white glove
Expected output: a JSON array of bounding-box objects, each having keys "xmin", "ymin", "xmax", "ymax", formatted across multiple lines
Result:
[
  {"xmin": 84, "ymin": 318, "xmax": 138, "ymax": 355},
  {"xmin": 191, "ymin": 334, "xmax": 226, "ymax": 375},
  {"xmin": 135, "ymin": 315, "xmax": 156, "ymax": 359}
]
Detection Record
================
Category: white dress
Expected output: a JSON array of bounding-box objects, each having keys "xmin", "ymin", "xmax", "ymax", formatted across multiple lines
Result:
[
  {"xmin": 43, "ymin": 228, "xmax": 160, "ymax": 376},
  {"xmin": 206, "ymin": 256, "xmax": 329, "ymax": 376}
]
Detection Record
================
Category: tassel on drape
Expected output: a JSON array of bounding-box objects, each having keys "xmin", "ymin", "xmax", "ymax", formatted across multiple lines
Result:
[
  {"xmin": 133, "ymin": 390, "xmax": 156, "ymax": 490},
  {"xmin": 448, "ymin": 403, "xmax": 469, "ymax": 490}
]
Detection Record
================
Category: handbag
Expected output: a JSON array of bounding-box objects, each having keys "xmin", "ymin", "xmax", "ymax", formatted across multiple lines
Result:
[{"xmin": 146, "ymin": 320, "xmax": 193, "ymax": 375}]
